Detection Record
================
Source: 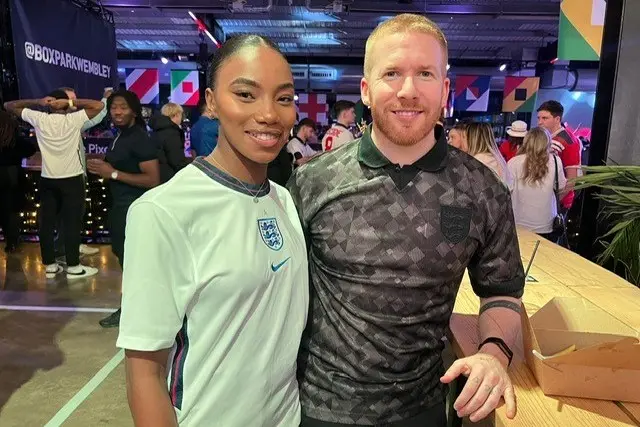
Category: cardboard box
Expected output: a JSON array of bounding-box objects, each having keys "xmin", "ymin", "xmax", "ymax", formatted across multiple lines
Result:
[{"xmin": 521, "ymin": 297, "xmax": 640, "ymax": 403}]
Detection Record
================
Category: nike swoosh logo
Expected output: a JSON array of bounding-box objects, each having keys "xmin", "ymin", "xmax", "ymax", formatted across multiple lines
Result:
[{"xmin": 271, "ymin": 257, "xmax": 291, "ymax": 272}]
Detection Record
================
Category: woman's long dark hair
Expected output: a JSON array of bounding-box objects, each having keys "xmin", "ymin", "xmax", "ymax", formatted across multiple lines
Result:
[
  {"xmin": 107, "ymin": 90, "xmax": 146, "ymax": 128},
  {"xmin": 0, "ymin": 111, "xmax": 18, "ymax": 150}
]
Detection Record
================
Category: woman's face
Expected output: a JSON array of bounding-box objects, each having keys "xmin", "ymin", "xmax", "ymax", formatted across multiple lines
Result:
[
  {"xmin": 448, "ymin": 128, "xmax": 468, "ymax": 152},
  {"xmin": 206, "ymin": 45, "xmax": 296, "ymax": 165}
]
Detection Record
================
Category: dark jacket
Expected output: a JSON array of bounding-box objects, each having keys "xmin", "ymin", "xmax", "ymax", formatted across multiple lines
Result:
[{"xmin": 149, "ymin": 114, "xmax": 190, "ymax": 184}]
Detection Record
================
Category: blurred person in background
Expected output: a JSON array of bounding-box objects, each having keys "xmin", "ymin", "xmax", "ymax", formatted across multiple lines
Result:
[
  {"xmin": 150, "ymin": 102, "xmax": 191, "ymax": 184},
  {"xmin": 190, "ymin": 99, "xmax": 219, "ymax": 157},
  {"xmin": 0, "ymin": 111, "xmax": 37, "ymax": 253},
  {"xmin": 465, "ymin": 122, "xmax": 511, "ymax": 187},
  {"xmin": 507, "ymin": 127, "xmax": 566, "ymax": 243},
  {"xmin": 500, "ymin": 120, "xmax": 527, "ymax": 162},
  {"xmin": 4, "ymin": 91, "xmax": 104, "ymax": 279},
  {"xmin": 447, "ymin": 121, "xmax": 468, "ymax": 151},
  {"xmin": 287, "ymin": 118, "xmax": 318, "ymax": 167},
  {"xmin": 88, "ymin": 90, "xmax": 160, "ymax": 328},
  {"xmin": 322, "ymin": 100, "xmax": 356, "ymax": 151}
]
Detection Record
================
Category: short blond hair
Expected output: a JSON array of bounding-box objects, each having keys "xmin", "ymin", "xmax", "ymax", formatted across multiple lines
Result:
[
  {"xmin": 364, "ymin": 14, "xmax": 448, "ymax": 77},
  {"xmin": 161, "ymin": 102, "xmax": 183, "ymax": 118}
]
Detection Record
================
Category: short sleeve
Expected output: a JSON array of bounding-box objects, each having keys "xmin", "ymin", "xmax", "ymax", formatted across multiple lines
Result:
[
  {"xmin": 116, "ymin": 201, "xmax": 195, "ymax": 351},
  {"xmin": 468, "ymin": 187, "xmax": 525, "ymax": 299},
  {"xmin": 560, "ymin": 139, "xmax": 581, "ymax": 169},
  {"xmin": 133, "ymin": 131, "xmax": 158, "ymax": 163},
  {"xmin": 68, "ymin": 110, "xmax": 90, "ymax": 129},
  {"xmin": 21, "ymin": 108, "xmax": 46, "ymax": 127},
  {"xmin": 286, "ymin": 140, "xmax": 303, "ymax": 159}
]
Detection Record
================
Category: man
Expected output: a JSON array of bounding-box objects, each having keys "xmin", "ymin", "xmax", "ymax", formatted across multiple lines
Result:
[
  {"xmin": 4, "ymin": 91, "xmax": 104, "ymax": 278},
  {"xmin": 54, "ymin": 87, "xmax": 111, "ymax": 261},
  {"xmin": 287, "ymin": 118, "xmax": 318, "ymax": 167},
  {"xmin": 288, "ymin": 14, "xmax": 524, "ymax": 426},
  {"xmin": 321, "ymin": 100, "xmax": 356, "ymax": 151},
  {"xmin": 536, "ymin": 100, "xmax": 581, "ymax": 210},
  {"xmin": 190, "ymin": 99, "xmax": 219, "ymax": 157}
]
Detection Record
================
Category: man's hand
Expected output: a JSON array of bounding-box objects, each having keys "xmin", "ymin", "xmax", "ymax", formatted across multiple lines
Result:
[
  {"xmin": 49, "ymin": 99, "xmax": 70, "ymax": 110},
  {"xmin": 440, "ymin": 353, "xmax": 516, "ymax": 423},
  {"xmin": 39, "ymin": 97, "xmax": 55, "ymax": 107},
  {"xmin": 104, "ymin": 88, "xmax": 114, "ymax": 99},
  {"xmin": 87, "ymin": 159, "xmax": 115, "ymax": 179}
]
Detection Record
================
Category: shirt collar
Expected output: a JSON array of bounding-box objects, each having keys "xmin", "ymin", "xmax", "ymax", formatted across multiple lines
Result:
[{"xmin": 358, "ymin": 124, "xmax": 448, "ymax": 171}]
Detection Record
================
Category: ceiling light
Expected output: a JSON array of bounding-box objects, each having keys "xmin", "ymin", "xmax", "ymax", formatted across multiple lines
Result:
[
  {"xmin": 446, "ymin": 64, "xmax": 451, "ymax": 71},
  {"xmin": 160, "ymin": 56, "xmax": 169, "ymax": 64},
  {"xmin": 499, "ymin": 63, "xmax": 507, "ymax": 72}
]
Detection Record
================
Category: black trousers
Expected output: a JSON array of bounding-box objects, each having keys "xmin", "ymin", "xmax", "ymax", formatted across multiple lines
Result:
[
  {"xmin": 300, "ymin": 402, "xmax": 447, "ymax": 427},
  {"xmin": 54, "ymin": 175, "xmax": 86, "ymax": 257},
  {"xmin": 0, "ymin": 166, "xmax": 21, "ymax": 247},
  {"xmin": 39, "ymin": 175, "xmax": 85, "ymax": 266}
]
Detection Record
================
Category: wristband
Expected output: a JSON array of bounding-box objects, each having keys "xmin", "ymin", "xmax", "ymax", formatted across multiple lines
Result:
[{"xmin": 478, "ymin": 337, "xmax": 513, "ymax": 367}]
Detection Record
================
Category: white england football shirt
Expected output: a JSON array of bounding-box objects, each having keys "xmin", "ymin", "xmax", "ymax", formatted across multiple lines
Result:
[
  {"xmin": 321, "ymin": 123, "xmax": 354, "ymax": 151},
  {"xmin": 21, "ymin": 109, "xmax": 88, "ymax": 178},
  {"xmin": 116, "ymin": 158, "xmax": 309, "ymax": 427}
]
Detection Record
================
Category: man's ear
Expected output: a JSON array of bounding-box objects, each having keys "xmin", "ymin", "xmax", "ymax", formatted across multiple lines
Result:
[{"xmin": 360, "ymin": 77, "xmax": 370, "ymax": 108}]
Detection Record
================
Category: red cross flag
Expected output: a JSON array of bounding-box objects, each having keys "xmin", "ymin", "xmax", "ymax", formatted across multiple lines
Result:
[{"xmin": 297, "ymin": 93, "xmax": 328, "ymax": 125}]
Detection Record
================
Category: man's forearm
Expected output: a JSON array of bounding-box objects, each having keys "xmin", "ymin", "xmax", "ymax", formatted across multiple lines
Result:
[
  {"xmin": 477, "ymin": 297, "xmax": 523, "ymax": 368},
  {"xmin": 126, "ymin": 366, "xmax": 177, "ymax": 427},
  {"xmin": 4, "ymin": 99, "xmax": 40, "ymax": 114},
  {"xmin": 115, "ymin": 170, "xmax": 160, "ymax": 189},
  {"xmin": 74, "ymin": 99, "xmax": 104, "ymax": 110}
]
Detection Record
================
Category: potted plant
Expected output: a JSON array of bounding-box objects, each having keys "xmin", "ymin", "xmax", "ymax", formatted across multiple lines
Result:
[{"xmin": 573, "ymin": 165, "xmax": 640, "ymax": 286}]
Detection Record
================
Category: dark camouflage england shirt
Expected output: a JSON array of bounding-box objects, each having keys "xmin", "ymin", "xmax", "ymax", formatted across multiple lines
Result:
[{"xmin": 287, "ymin": 125, "xmax": 525, "ymax": 425}]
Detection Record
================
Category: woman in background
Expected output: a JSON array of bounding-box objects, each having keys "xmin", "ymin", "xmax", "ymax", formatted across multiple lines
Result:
[
  {"xmin": 0, "ymin": 111, "xmax": 37, "ymax": 253},
  {"xmin": 500, "ymin": 120, "xmax": 528, "ymax": 162},
  {"xmin": 507, "ymin": 127, "xmax": 566, "ymax": 242},
  {"xmin": 447, "ymin": 121, "xmax": 468, "ymax": 151},
  {"xmin": 465, "ymin": 122, "xmax": 511, "ymax": 186}
]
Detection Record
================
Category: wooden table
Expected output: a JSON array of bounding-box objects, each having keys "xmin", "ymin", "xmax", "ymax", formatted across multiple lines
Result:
[{"xmin": 449, "ymin": 228, "xmax": 640, "ymax": 426}]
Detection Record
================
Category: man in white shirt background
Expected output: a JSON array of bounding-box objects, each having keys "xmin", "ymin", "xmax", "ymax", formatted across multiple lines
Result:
[
  {"xmin": 4, "ymin": 91, "xmax": 104, "ymax": 279},
  {"xmin": 321, "ymin": 100, "xmax": 356, "ymax": 151},
  {"xmin": 53, "ymin": 86, "xmax": 111, "ymax": 262},
  {"xmin": 286, "ymin": 118, "xmax": 318, "ymax": 167}
]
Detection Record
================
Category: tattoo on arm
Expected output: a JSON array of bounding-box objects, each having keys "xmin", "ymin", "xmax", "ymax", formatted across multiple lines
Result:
[{"xmin": 479, "ymin": 300, "xmax": 522, "ymax": 315}]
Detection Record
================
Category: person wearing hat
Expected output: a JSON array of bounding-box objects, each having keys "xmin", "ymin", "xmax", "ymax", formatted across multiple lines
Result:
[{"xmin": 500, "ymin": 120, "xmax": 527, "ymax": 162}]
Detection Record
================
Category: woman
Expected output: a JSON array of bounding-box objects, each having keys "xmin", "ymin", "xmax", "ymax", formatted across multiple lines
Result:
[
  {"xmin": 115, "ymin": 35, "xmax": 308, "ymax": 427},
  {"xmin": 466, "ymin": 122, "xmax": 511, "ymax": 186},
  {"xmin": 150, "ymin": 102, "xmax": 191, "ymax": 184},
  {"xmin": 0, "ymin": 112, "xmax": 37, "ymax": 253},
  {"xmin": 87, "ymin": 90, "xmax": 160, "ymax": 328},
  {"xmin": 507, "ymin": 127, "xmax": 566, "ymax": 242},
  {"xmin": 499, "ymin": 120, "xmax": 528, "ymax": 162},
  {"xmin": 447, "ymin": 121, "xmax": 468, "ymax": 151}
]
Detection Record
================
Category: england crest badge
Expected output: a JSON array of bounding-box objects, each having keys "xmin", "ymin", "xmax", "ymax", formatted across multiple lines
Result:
[{"xmin": 258, "ymin": 218, "xmax": 284, "ymax": 251}]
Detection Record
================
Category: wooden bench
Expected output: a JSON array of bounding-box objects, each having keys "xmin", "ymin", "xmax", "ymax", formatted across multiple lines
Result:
[{"xmin": 447, "ymin": 228, "xmax": 640, "ymax": 426}]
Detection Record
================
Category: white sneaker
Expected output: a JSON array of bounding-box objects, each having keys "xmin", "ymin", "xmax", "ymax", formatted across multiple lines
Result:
[
  {"xmin": 66, "ymin": 264, "xmax": 99, "ymax": 280},
  {"xmin": 79, "ymin": 244, "xmax": 99, "ymax": 255},
  {"xmin": 45, "ymin": 263, "xmax": 64, "ymax": 278}
]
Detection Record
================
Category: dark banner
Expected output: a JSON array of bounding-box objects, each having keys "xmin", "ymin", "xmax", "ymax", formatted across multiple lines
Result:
[{"xmin": 9, "ymin": 0, "xmax": 117, "ymax": 99}]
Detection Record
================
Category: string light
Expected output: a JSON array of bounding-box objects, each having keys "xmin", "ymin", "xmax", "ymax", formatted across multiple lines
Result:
[{"xmin": 18, "ymin": 170, "xmax": 111, "ymax": 239}]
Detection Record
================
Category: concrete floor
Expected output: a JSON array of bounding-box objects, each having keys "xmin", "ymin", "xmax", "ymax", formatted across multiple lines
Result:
[
  {"xmin": 0, "ymin": 243, "xmax": 130, "ymax": 427},
  {"xmin": 0, "ymin": 243, "xmax": 487, "ymax": 427}
]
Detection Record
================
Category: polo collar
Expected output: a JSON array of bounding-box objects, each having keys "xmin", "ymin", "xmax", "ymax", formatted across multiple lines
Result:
[{"xmin": 358, "ymin": 124, "xmax": 448, "ymax": 171}]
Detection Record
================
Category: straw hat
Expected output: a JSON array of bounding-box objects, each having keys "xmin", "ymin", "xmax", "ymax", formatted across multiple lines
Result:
[{"xmin": 506, "ymin": 120, "xmax": 528, "ymax": 137}]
